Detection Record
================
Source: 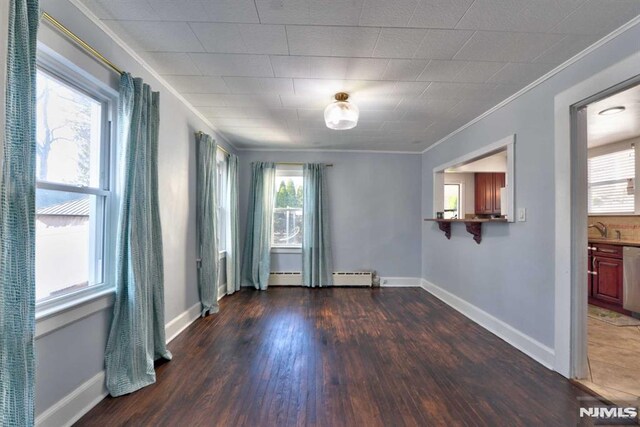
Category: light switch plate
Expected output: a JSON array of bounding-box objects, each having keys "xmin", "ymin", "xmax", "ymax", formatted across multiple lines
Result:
[{"xmin": 518, "ymin": 208, "xmax": 526, "ymax": 222}]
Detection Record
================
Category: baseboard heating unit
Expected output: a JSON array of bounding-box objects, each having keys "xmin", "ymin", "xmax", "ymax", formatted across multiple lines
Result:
[{"xmin": 269, "ymin": 272, "xmax": 372, "ymax": 287}]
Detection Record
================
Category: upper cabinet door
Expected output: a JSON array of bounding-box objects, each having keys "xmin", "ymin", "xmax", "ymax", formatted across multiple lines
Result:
[
  {"xmin": 474, "ymin": 173, "xmax": 491, "ymax": 214},
  {"xmin": 475, "ymin": 172, "xmax": 505, "ymax": 215}
]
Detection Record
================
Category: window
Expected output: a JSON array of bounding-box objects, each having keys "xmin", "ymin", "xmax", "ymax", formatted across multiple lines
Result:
[
  {"xmin": 216, "ymin": 148, "xmax": 228, "ymax": 252},
  {"xmin": 272, "ymin": 166, "xmax": 303, "ymax": 247},
  {"xmin": 35, "ymin": 65, "xmax": 112, "ymax": 303},
  {"xmin": 444, "ymin": 184, "xmax": 460, "ymax": 219},
  {"xmin": 588, "ymin": 148, "xmax": 635, "ymax": 214}
]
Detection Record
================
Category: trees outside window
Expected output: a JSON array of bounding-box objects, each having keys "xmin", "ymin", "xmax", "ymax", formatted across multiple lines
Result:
[{"xmin": 273, "ymin": 169, "xmax": 303, "ymax": 247}]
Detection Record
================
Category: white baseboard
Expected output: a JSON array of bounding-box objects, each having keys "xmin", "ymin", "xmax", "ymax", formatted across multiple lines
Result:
[
  {"xmin": 37, "ymin": 301, "xmax": 203, "ymax": 427},
  {"xmin": 165, "ymin": 302, "xmax": 202, "ymax": 344},
  {"xmin": 35, "ymin": 371, "xmax": 107, "ymax": 427},
  {"xmin": 380, "ymin": 277, "xmax": 422, "ymax": 287},
  {"xmin": 218, "ymin": 284, "xmax": 227, "ymax": 301},
  {"xmin": 420, "ymin": 278, "xmax": 555, "ymax": 369}
]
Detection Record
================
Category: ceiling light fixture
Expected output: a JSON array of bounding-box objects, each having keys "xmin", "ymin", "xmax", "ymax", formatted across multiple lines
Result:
[
  {"xmin": 598, "ymin": 106, "xmax": 626, "ymax": 115},
  {"xmin": 324, "ymin": 92, "xmax": 359, "ymax": 130}
]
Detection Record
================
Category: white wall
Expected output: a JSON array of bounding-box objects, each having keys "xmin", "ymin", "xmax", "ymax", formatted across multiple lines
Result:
[
  {"xmin": 447, "ymin": 151, "xmax": 508, "ymax": 173},
  {"xmin": 588, "ymin": 135, "xmax": 639, "ymax": 157},
  {"xmin": 421, "ymin": 21, "xmax": 640, "ymax": 352},
  {"xmin": 33, "ymin": 0, "xmax": 235, "ymax": 417},
  {"xmin": 239, "ymin": 150, "xmax": 422, "ymax": 278}
]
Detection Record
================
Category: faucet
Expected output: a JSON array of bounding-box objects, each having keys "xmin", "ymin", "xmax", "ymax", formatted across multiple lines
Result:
[{"xmin": 589, "ymin": 221, "xmax": 608, "ymax": 238}]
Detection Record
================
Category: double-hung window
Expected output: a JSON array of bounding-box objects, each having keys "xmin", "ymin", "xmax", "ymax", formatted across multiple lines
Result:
[
  {"xmin": 444, "ymin": 184, "xmax": 460, "ymax": 219},
  {"xmin": 216, "ymin": 148, "xmax": 228, "ymax": 253},
  {"xmin": 588, "ymin": 147, "xmax": 635, "ymax": 214},
  {"xmin": 272, "ymin": 165, "xmax": 303, "ymax": 248},
  {"xmin": 35, "ymin": 56, "xmax": 115, "ymax": 307}
]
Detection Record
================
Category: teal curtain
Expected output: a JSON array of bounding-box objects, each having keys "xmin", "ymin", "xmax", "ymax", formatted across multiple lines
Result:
[
  {"xmin": 104, "ymin": 73, "xmax": 171, "ymax": 397},
  {"xmin": 302, "ymin": 164, "xmax": 333, "ymax": 287},
  {"xmin": 226, "ymin": 153, "xmax": 240, "ymax": 295},
  {"xmin": 0, "ymin": 0, "xmax": 39, "ymax": 424},
  {"xmin": 241, "ymin": 162, "xmax": 275, "ymax": 290},
  {"xmin": 196, "ymin": 132, "xmax": 219, "ymax": 315}
]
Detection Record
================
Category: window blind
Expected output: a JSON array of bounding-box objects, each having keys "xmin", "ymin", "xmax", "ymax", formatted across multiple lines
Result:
[{"xmin": 588, "ymin": 148, "xmax": 635, "ymax": 214}]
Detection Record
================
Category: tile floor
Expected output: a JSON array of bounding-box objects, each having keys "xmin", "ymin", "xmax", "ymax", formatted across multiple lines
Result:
[{"xmin": 578, "ymin": 309, "xmax": 640, "ymax": 405}]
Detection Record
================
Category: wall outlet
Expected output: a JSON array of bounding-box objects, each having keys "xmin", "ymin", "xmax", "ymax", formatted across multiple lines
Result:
[{"xmin": 518, "ymin": 208, "xmax": 526, "ymax": 222}]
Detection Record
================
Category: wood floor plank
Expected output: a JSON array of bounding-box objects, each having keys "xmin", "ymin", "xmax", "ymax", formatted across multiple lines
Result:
[{"xmin": 75, "ymin": 288, "xmax": 596, "ymax": 426}]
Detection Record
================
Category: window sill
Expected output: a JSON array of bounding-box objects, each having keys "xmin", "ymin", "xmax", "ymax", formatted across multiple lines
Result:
[
  {"xmin": 35, "ymin": 286, "xmax": 115, "ymax": 339},
  {"xmin": 271, "ymin": 247, "xmax": 302, "ymax": 254}
]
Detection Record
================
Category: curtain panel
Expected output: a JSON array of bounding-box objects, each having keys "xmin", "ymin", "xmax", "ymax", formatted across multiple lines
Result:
[
  {"xmin": 0, "ymin": 0, "xmax": 39, "ymax": 424},
  {"xmin": 225, "ymin": 153, "xmax": 240, "ymax": 295},
  {"xmin": 104, "ymin": 73, "xmax": 171, "ymax": 397},
  {"xmin": 302, "ymin": 164, "xmax": 334, "ymax": 287},
  {"xmin": 196, "ymin": 132, "xmax": 219, "ymax": 315},
  {"xmin": 241, "ymin": 161, "xmax": 275, "ymax": 290}
]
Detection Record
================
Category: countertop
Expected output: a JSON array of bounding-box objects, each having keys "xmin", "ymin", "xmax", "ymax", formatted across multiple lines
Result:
[
  {"xmin": 589, "ymin": 238, "xmax": 640, "ymax": 248},
  {"xmin": 424, "ymin": 218, "xmax": 508, "ymax": 223}
]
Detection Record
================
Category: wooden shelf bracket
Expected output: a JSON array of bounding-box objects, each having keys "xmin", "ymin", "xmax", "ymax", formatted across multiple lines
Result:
[
  {"xmin": 425, "ymin": 218, "xmax": 507, "ymax": 244},
  {"xmin": 465, "ymin": 222, "xmax": 482, "ymax": 244},
  {"xmin": 437, "ymin": 221, "xmax": 452, "ymax": 239}
]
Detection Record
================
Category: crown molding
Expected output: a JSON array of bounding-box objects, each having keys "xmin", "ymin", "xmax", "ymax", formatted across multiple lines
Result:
[
  {"xmin": 67, "ymin": 0, "xmax": 237, "ymax": 151},
  {"xmin": 422, "ymin": 15, "xmax": 640, "ymax": 155},
  {"xmin": 236, "ymin": 146, "xmax": 420, "ymax": 155}
]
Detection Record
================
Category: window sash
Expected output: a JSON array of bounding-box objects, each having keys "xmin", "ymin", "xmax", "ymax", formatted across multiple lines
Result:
[
  {"xmin": 34, "ymin": 57, "xmax": 115, "ymax": 308},
  {"xmin": 216, "ymin": 152, "xmax": 228, "ymax": 252},
  {"xmin": 588, "ymin": 148, "xmax": 635, "ymax": 214},
  {"xmin": 443, "ymin": 183, "xmax": 460, "ymax": 219},
  {"xmin": 272, "ymin": 166, "xmax": 303, "ymax": 248}
]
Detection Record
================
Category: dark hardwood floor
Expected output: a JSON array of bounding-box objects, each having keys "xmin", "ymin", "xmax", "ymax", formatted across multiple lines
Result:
[{"xmin": 76, "ymin": 288, "xmax": 595, "ymax": 426}]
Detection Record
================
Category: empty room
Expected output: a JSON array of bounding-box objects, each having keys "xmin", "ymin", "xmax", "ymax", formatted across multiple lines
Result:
[{"xmin": 2, "ymin": 0, "xmax": 640, "ymax": 426}]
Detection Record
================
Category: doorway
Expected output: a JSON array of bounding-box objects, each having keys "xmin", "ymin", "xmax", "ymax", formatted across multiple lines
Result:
[{"xmin": 571, "ymin": 77, "xmax": 640, "ymax": 404}]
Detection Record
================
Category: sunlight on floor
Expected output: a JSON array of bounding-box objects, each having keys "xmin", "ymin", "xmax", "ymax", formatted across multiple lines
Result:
[{"xmin": 577, "ymin": 307, "xmax": 640, "ymax": 406}]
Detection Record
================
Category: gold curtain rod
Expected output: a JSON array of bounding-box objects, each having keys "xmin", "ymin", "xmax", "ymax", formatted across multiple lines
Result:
[
  {"xmin": 41, "ymin": 11, "xmax": 124, "ymax": 75},
  {"xmin": 195, "ymin": 131, "xmax": 231, "ymax": 157}
]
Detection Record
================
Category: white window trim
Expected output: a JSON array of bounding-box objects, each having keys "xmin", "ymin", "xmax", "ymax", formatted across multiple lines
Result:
[
  {"xmin": 272, "ymin": 165, "xmax": 304, "ymax": 249},
  {"xmin": 443, "ymin": 182, "xmax": 464, "ymax": 219},
  {"xmin": 36, "ymin": 288, "xmax": 114, "ymax": 339},
  {"xmin": 433, "ymin": 134, "xmax": 515, "ymax": 222},
  {"xmin": 34, "ymin": 45, "xmax": 118, "ymax": 331},
  {"xmin": 216, "ymin": 147, "xmax": 229, "ymax": 253},
  {"xmin": 271, "ymin": 247, "xmax": 303, "ymax": 254}
]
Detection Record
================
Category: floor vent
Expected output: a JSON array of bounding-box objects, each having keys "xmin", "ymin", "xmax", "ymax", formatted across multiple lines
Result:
[{"xmin": 269, "ymin": 271, "xmax": 372, "ymax": 287}]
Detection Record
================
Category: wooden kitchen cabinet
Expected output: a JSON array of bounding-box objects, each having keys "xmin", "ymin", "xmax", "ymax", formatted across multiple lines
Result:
[
  {"xmin": 474, "ymin": 173, "xmax": 506, "ymax": 215},
  {"xmin": 588, "ymin": 242, "xmax": 627, "ymax": 314}
]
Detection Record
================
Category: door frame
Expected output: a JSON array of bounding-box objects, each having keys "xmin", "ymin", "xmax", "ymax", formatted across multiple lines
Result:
[{"xmin": 554, "ymin": 50, "xmax": 640, "ymax": 378}]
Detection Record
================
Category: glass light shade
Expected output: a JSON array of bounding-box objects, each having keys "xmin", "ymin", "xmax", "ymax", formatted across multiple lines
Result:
[{"xmin": 324, "ymin": 100, "xmax": 359, "ymax": 130}]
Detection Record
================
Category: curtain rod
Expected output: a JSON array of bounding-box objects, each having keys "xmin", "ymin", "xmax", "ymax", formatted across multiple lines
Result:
[
  {"xmin": 195, "ymin": 131, "xmax": 231, "ymax": 156},
  {"xmin": 277, "ymin": 162, "xmax": 333, "ymax": 167},
  {"xmin": 41, "ymin": 11, "xmax": 124, "ymax": 75}
]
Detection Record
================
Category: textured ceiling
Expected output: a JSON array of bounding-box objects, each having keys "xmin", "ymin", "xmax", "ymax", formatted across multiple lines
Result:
[
  {"xmin": 588, "ymin": 83, "xmax": 640, "ymax": 147},
  {"xmin": 79, "ymin": 0, "xmax": 640, "ymax": 152}
]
